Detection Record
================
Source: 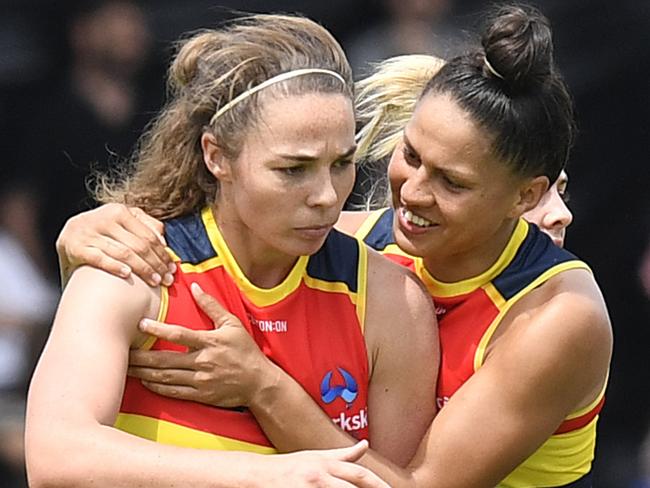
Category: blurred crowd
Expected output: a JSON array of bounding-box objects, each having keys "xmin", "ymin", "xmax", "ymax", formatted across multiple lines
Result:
[{"xmin": 0, "ymin": 1, "xmax": 648, "ymax": 486}]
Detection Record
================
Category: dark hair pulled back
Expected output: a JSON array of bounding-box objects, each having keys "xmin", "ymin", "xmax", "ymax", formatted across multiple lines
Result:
[{"xmin": 422, "ymin": 4, "xmax": 575, "ymax": 183}]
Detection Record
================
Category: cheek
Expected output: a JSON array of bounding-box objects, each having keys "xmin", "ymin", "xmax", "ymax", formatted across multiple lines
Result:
[
  {"xmin": 387, "ymin": 155, "xmax": 407, "ymax": 193},
  {"xmin": 337, "ymin": 166, "xmax": 356, "ymax": 201}
]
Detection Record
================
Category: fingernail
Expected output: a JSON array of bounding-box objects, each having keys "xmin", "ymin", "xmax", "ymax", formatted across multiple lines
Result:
[
  {"xmin": 151, "ymin": 273, "xmax": 162, "ymax": 285},
  {"xmin": 120, "ymin": 266, "xmax": 131, "ymax": 278},
  {"xmin": 190, "ymin": 282, "xmax": 203, "ymax": 295},
  {"xmin": 162, "ymin": 273, "xmax": 174, "ymax": 287},
  {"xmin": 139, "ymin": 319, "xmax": 150, "ymax": 331},
  {"xmin": 168, "ymin": 262, "xmax": 177, "ymax": 274}
]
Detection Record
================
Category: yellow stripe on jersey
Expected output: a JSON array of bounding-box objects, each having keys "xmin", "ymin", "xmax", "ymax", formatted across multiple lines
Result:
[
  {"xmin": 139, "ymin": 285, "xmax": 170, "ymax": 351},
  {"xmin": 356, "ymin": 241, "xmax": 368, "ymax": 333},
  {"xmin": 179, "ymin": 256, "xmax": 224, "ymax": 274},
  {"xmin": 418, "ymin": 219, "xmax": 529, "ymax": 298},
  {"xmin": 201, "ymin": 207, "xmax": 309, "ymax": 307},
  {"xmin": 354, "ymin": 209, "xmax": 386, "ymax": 240},
  {"xmin": 498, "ymin": 417, "xmax": 598, "ymax": 487},
  {"xmin": 115, "ymin": 413, "xmax": 277, "ymax": 454},
  {"xmin": 474, "ymin": 260, "xmax": 592, "ymax": 371},
  {"xmin": 302, "ymin": 275, "xmax": 359, "ymax": 303}
]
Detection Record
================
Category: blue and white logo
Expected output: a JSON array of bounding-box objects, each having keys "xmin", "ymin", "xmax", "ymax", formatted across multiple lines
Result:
[{"xmin": 320, "ymin": 367, "xmax": 358, "ymax": 405}]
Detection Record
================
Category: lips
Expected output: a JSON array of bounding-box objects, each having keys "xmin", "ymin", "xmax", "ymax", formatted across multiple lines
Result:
[
  {"xmin": 396, "ymin": 207, "xmax": 437, "ymax": 235},
  {"xmin": 294, "ymin": 224, "xmax": 334, "ymax": 240}
]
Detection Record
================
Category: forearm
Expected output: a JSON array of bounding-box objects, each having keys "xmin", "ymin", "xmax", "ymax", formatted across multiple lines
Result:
[
  {"xmin": 250, "ymin": 366, "xmax": 413, "ymax": 487},
  {"xmin": 27, "ymin": 421, "xmax": 261, "ymax": 488}
]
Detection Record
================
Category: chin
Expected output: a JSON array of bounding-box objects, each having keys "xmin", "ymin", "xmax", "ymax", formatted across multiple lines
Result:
[{"xmin": 393, "ymin": 229, "xmax": 429, "ymax": 258}]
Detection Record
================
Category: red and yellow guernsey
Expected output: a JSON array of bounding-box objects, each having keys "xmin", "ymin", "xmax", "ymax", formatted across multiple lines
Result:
[
  {"xmin": 115, "ymin": 207, "xmax": 370, "ymax": 453},
  {"xmin": 356, "ymin": 208, "xmax": 605, "ymax": 488}
]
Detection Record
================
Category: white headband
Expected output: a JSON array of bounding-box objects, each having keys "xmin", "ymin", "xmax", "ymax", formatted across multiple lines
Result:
[{"xmin": 209, "ymin": 68, "xmax": 347, "ymax": 125}]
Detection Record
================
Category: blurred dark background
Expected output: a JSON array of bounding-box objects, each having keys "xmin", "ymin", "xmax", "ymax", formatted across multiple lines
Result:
[{"xmin": 0, "ymin": 1, "xmax": 648, "ymax": 486}]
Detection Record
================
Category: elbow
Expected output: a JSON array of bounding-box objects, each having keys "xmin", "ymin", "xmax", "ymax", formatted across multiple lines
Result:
[{"xmin": 25, "ymin": 428, "xmax": 89, "ymax": 488}]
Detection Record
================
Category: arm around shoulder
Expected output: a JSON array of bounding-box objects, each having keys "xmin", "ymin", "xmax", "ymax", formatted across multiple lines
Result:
[
  {"xmin": 408, "ymin": 268, "xmax": 612, "ymax": 487},
  {"xmin": 364, "ymin": 249, "xmax": 440, "ymax": 467}
]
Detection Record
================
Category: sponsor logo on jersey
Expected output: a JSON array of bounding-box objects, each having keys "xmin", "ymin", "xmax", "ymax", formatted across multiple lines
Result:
[
  {"xmin": 320, "ymin": 367, "xmax": 358, "ymax": 405},
  {"xmin": 333, "ymin": 408, "xmax": 368, "ymax": 432},
  {"xmin": 246, "ymin": 313, "xmax": 288, "ymax": 333},
  {"xmin": 435, "ymin": 305, "xmax": 447, "ymax": 317}
]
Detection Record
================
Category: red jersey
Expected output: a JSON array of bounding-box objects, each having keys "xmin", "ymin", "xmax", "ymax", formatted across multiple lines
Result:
[
  {"xmin": 115, "ymin": 207, "xmax": 370, "ymax": 453},
  {"xmin": 356, "ymin": 208, "xmax": 605, "ymax": 488}
]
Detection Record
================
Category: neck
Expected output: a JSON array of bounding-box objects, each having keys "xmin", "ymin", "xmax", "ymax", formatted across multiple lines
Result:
[
  {"xmin": 423, "ymin": 218, "xmax": 519, "ymax": 283},
  {"xmin": 212, "ymin": 205, "xmax": 298, "ymax": 289}
]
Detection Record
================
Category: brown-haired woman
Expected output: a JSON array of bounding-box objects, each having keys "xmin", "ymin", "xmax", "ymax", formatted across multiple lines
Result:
[
  {"xmin": 54, "ymin": 5, "xmax": 612, "ymax": 487},
  {"xmin": 25, "ymin": 14, "xmax": 439, "ymax": 488}
]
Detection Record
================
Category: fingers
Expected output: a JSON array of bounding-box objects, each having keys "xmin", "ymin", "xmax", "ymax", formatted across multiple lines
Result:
[
  {"xmin": 327, "ymin": 463, "xmax": 390, "ymax": 488},
  {"xmin": 129, "ymin": 207, "xmax": 166, "ymax": 244},
  {"xmin": 139, "ymin": 381, "xmax": 199, "ymax": 402},
  {"xmin": 128, "ymin": 366, "xmax": 195, "ymax": 386},
  {"xmin": 139, "ymin": 319, "xmax": 206, "ymax": 349},
  {"xmin": 332, "ymin": 440, "xmax": 369, "ymax": 463},
  {"xmin": 190, "ymin": 283, "xmax": 242, "ymax": 329},
  {"xmin": 103, "ymin": 225, "xmax": 174, "ymax": 287},
  {"xmin": 129, "ymin": 349, "xmax": 194, "ymax": 369},
  {"xmin": 56, "ymin": 203, "xmax": 175, "ymax": 286}
]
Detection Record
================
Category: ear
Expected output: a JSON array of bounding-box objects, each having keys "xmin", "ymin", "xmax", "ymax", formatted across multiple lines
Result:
[
  {"xmin": 201, "ymin": 132, "xmax": 232, "ymax": 182},
  {"xmin": 508, "ymin": 175, "xmax": 550, "ymax": 218}
]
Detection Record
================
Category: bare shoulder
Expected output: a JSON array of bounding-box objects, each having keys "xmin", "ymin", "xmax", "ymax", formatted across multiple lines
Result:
[
  {"xmin": 60, "ymin": 265, "xmax": 161, "ymax": 344},
  {"xmin": 490, "ymin": 267, "xmax": 612, "ymax": 406},
  {"xmin": 364, "ymin": 248, "xmax": 438, "ymax": 357},
  {"xmin": 335, "ymin": 211, "xmax": 372, "ymax": 236},
  {"xmin": 506, "ymin": 267, "xmax": 611, "ymax": 351}
]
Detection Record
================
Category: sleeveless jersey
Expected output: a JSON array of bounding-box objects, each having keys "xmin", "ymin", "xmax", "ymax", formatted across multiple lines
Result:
[
  {"xmin": 356, "ymin": 208, "xmax": 605, "ymax": 488},
  {"xmin": 115, "ymin": 207, "xmax": 370, "ymax": 453}
]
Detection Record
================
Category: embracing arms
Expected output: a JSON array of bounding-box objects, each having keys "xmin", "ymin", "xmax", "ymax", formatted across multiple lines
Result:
[
  {"xmin": 407, "ymin": 268, "xmax": 613, "ymax": 487},
  {"xmin": 26, "ymin": 267, "xmax": 387, "ymax": 488}
]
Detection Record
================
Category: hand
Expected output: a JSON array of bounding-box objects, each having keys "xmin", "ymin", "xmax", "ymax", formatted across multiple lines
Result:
[
  {"xmin": 56, "ymin": 203, "xmax": 174, "ymax": 287},
  {"xmin": 129, "ymin": 283, "xmax": 278, "ymax": 408},
  {"xmin": 261, "ymin": 441, "xmax": 389, "ymax": 488}
]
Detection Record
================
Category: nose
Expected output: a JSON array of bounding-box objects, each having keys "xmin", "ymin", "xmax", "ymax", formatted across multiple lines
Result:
[
  {"xmin": 400, "ymin": 166, "xmax": 435, "ymax": 208},
  {"xmin": 542, "ymin": 191, "xmax": 573, "ymax": 232},
  {"xmin": 306, "ymin": 170, "xmax": 339, "ymax": 209}
]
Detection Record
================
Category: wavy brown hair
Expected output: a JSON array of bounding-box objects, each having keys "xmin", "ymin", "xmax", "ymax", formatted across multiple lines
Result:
[{"xmin": 95, "ymin": 14, "xmax": 353, "ymax": 219}]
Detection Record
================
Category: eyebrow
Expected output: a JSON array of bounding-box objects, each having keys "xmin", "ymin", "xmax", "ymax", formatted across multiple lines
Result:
[
  {"xmin": 403, "ymin": 133, "xmax": 473, "ymax": 181},
  {"xmin": 276, "ymin": 145, "xmax": 357, "ymax": 162},
  {"xmin": 403, "ymin": 134, "xmax": 421, "ymax": 162}
]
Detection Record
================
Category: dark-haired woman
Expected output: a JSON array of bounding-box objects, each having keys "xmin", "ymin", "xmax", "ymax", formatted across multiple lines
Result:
[{"xmin": 55, "ymin": 5, "xmax": 611, "ymax": 487}]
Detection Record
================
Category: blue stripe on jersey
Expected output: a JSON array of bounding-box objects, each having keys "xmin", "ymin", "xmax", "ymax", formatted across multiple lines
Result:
[
  {"xmin": 363, "ymin": 208, "xmax": 395, "ymax": 251},
  {"xmin": 165, "ymin": 213, "xmax": 217, "ymax": 264},
  {"xmin": 307, "ymin": 229, "xmax": 359, "ymax": 293},
  {"xmin": 492, "ymin": 223, "xmax": 579, "ymax": 300}
]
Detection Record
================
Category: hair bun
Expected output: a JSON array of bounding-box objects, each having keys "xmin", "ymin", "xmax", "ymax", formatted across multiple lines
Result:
[{"xmin": 481, "ymin": 5, "xmax": 554, "ymax": 89}]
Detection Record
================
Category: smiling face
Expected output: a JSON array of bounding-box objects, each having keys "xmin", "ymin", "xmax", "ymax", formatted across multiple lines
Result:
[
  {"xmin": 523, "ymin": 170, "xmax": 572, "ymax": 247},
  {"xmin": 205, "ymin": 92, "xmax": 356, "ymax": 270},
  {"xmin": 388, "ymin": 93, "xmax": 537, "ymax": 280}
]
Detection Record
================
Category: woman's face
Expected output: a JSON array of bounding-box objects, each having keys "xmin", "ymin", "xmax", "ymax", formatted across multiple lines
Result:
[
  {"xmin": 212, "ymin": 92, "xmax": 356, "ymax": 261},
  {"xmin": 522, "ymin": 171, "xmax": 572, "ymax": 247},
  {"xmin": 388, "ymin": 93, "xmax": 525, "ymax": 268}
]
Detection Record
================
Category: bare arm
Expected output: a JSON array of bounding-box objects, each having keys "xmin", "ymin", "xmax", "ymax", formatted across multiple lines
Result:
[
  {"xmin": 408, "ymin": 269, "xmax": 613, "ymax": 487},
  {"xmin": 26, "ymin": 267, "xmax": 387, "ymax": 488},
  {"xmin": 132, "ymin": 252, "xmax": 438, "ymax": 486}
]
